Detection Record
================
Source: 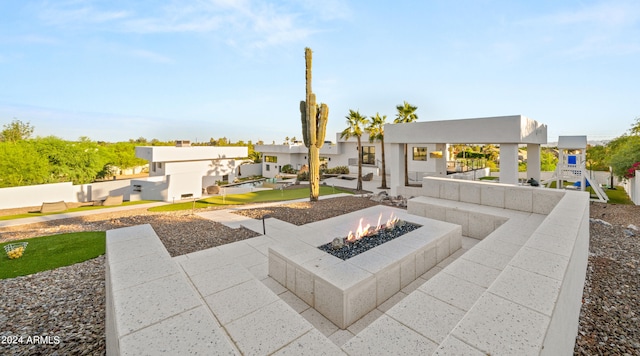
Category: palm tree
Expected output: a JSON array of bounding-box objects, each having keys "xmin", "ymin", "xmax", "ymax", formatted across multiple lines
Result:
[
  {"xmin": 341, "ymin": 110, "xmax": 367, "ymax": 191},
  {"xmin": 367, "ymin": 113, "xmax": 388, "ymax": 189},
  {"xmin": 393, "ymin": 101, "xmax": 418, "ymax": 186}
]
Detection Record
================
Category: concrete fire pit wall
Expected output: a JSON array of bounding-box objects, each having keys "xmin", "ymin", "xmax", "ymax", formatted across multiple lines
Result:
[{"xmin": 406, "ymin": 177, "xmax": 589, "ymax": 355}]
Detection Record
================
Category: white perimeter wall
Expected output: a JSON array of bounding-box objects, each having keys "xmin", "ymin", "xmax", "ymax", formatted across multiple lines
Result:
[
  {"xmin": 238, "ymin": 163, "xmax": 262, "ymax": 178},
  {"xmin": 622, "ymin": 172, "xmax": 640, "ymax": 205},
  {"xmin": 0, "ymin": 179, "xmax": 144, "ymax": 210},
  {"xmin": 77, "ymin": 179, "xmax": 136, "ymax": 201},
  {"xmin": 0, "ymin": 182, "xmax": 76, "ymax": 209}
]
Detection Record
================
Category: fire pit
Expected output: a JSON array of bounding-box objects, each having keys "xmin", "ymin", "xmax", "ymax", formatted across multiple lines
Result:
[
  {"xmin": 268, "ymin": 206, "xmax": 462, "ymax": 329},
  {"xmin": 318, "ymin": 213, "xmax": 422, "ymax": 260}
]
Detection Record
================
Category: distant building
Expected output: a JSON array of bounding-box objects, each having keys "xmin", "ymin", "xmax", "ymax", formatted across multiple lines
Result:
[
  {"xmin": 255, "ymin": 133, "xmax": 442, "ymax": 180},
  {"xmin": 133, "ymin": 144, "xmax": 248, "ymax": 201},
  {"xmin": 257, "ymin": 115, "xmax": 549, "ymax": 196}
]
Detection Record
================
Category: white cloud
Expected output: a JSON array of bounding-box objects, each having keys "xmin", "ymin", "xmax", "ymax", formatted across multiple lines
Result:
[
  {"xmin": 544, "ymin": 0, "xmax": 640, "ymax": 27},
  {"xmin": 517, "ymin": 0, "xmax": 640, "ymax": 58},
  {"xmin": 15, "ymin": 34, "xmax": 60, "ymax": 45},
  {"xmin": 129, "ymin": 49, "xmax": 173, "ymax": 64},
  {"xmin": 288, "ymin": 0, "xmax": 351, "ymax": 21},
  {"xmin": 34, "ymin": 0, "xmax": 343, "ymax": 49},
  {"xmin": 37, "ymin": 0, "xmax": 131, "ymax": 27}
]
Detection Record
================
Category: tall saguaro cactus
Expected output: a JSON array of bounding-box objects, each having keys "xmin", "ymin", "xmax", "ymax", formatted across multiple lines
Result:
[{"xmin": 300, "ymin": 47, "xmax": 329, "ymax": 201}]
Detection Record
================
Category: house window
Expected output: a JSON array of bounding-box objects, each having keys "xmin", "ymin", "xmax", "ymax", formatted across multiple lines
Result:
[
  {"xmin": 158, "ymin": 162, "xmax": 163, "ymax": 169},
  {"xmin": 266, "ymin": 164, "xmax": 270, "ymax": 171},
  {"xmin": 361, "ymin": 146, "xmax": 375, "ymax": 165},
  {"xmin": 413, "ymin": 147, "xmax": 427, "ymax": 161},
  {"xmin": 152, "ymin": 162, "xmax": 156, "ymax": 172},
  {"xmin": 265, "ymin": 155, "xmax": 278, "ymax": 163}
]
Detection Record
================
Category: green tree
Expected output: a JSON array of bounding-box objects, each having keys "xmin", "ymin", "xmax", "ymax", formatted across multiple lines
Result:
[
  {"xmin": 367, "ymin": 113, "xmax": 388, "ymax": 189},
  {"xmin": 540, "ymin": 149, "xmax": 558, "ymax": 171},
  {"xmin": 0, "ymin": 141, "xmax": 50, "ymax": 187},
  {"xmin": 630, "ymin": 117, "xmax": 640, "ymax": 136},
  {"xmin": 1, "ymin": 119, "xmax": 34, "ymax": 142},
  {"xmin": 33, "ymin": 136, "xmax": 110, "ymax": 184},
  {"xmin": 248, "ymin": 151, "xmax": 262, "ymax": 163},
  {"xmin": 393, "ymin": 101, "xmax": 418, "ymax": 186},
  {"xmin": 341, "ymin": 110, "xmax": 367, "ymax": 191},
  {"xmin": 610, "ymin": 135, "xmax": 640, "ymax": 179},
  {"xmin": 104, "ymin": 142, "xmax": 147, "ymax": 175},
  {"xmin": 586, "ymin": 145, "xmax": 609, "ymax": 171}
]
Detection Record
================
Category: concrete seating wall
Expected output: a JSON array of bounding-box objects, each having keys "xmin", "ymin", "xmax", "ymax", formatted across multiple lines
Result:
[
  {"xmin": 398, "ymin": 177, "xmax": 589, "ymax": 354},
  {"xmin": 420, "ymin": 176, "xmax": 565, "ymax": 214},
  {"xmin": 408, "ymin": 197, "xmax": 508, "ymax": 239},
  {"xmin": 105, "ymin": 224, "xmax": 239, "ymax": 355}
]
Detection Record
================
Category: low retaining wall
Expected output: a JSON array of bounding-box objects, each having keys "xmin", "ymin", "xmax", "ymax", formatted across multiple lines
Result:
[{"xmin": 402, "ymin": 177, "xmax": 589, "ymax": 354}]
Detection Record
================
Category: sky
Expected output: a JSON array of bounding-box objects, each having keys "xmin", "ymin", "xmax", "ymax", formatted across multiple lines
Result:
[{"xmin": 1, "ymin": 0, "xmax": 639, "ymax": 144}]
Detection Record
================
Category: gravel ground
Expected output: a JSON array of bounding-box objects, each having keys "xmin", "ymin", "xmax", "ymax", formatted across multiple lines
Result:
[
  {"xmin": 1, "ymin": 197, "xmax": 638, "ymax": 355},
  {"xmin": 0, "ymin": 256, "xmax": 105, "ymax": 356},
  {"xmin": 233, "ymin": 195, "xmax": 381, "ymax": 225},
  {"xmin": 574, "ymin": 202, "xmax": 640, "ymax": 356}
]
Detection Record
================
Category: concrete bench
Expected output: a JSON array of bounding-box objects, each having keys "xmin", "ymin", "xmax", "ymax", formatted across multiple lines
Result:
[
  {"xmin": 106, "ymin": 224, "xmax": 341, "ymax": 355},
  {"xmin": 342, "ymin": 177, "xmax": 590, "ymax": 355},
  {"xmin": 39, "ymin": 201, "xmax": 67, "ymax": 213},
  {"xmin": 102, "ymin": 195, "xmax": 123, "ymax": 206},
  {"xmin": 105, "ymin": 224, "xmax": 240, "ymax": 355}
]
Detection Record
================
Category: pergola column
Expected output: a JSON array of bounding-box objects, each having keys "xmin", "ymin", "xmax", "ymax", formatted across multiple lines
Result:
[
  {"xmin": 390, "ymin": 143, "xmax": 405, "ymax": 196},
  {"xmin": 527, "ymin": 143, "xmax": 541, "ymax": 182},
  {"xmin": 435, "ymin": 143, "xmax": 447, "ymax": 176},
  {"xmin": 499, "ymin": 143, "xmax": 519, "ymax": 185}
]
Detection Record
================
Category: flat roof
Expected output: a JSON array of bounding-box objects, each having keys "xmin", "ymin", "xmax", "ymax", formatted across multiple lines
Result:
[
  {"xmin": 557, "ymin": 136, "xmax": 587, "ymax": 149},
  {"xmin": 385, "ymin": 115, "xmax": 547, "ymax": 144}
]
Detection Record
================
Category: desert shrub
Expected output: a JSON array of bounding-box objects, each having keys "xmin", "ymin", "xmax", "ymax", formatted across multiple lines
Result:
[
  {"xmin": 324, "ymin": 166, "xmax": 349, "ymax": 174},
  {"xmin": 281, "ymin": 164, "xmax": 296, "ymax": 174},
  {"xmin": 297, "ymin": 171, "xmax": 309, "ymax": 181}
]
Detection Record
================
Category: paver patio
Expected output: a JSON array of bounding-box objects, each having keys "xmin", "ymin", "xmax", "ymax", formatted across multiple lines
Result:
[{"xmin": 106, "ymin": 178, "xmax": 589, "ymax": 355}]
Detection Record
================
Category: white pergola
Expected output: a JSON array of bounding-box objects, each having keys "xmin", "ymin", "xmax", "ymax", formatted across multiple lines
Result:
[{"xmin": 385, "ymin": 115, "xmax": 548, "ymax": 195}]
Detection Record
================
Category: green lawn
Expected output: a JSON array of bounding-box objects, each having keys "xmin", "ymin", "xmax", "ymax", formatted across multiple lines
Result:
[
  {"xmin": 546, "ymin": 181, "xmax": 632, "ymax": 204},
  {"xmin": 0, "ymin": 200, "xmax": 156, "ymax": 221},
  {"xmin": 600, "ymin": 186, "xmax": 634, "ymax": 204},
  {"xmin": 149, "ymin": 186, "xmax": 352, "ymax": 212},
  {"xmin": 0, "ymin": 231, "xmax": 106, "ymax": 279}
]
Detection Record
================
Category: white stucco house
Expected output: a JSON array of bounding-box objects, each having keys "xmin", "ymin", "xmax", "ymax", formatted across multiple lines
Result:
[
  {"xmin": 132, "ymin": 144, "xmax": 248, "ymax": 201},
  {"xmin": 256, "ymin": 133, "xmax": 435, "ymax": 179},
  {"xmin": 385, "ymin": 115, "xmax": 547, "ymax": 195},
  {"xmin": 255, "ymin": 136, "xmax": 356, "ymax": 179},
  {"xmin": 256, "ymin": 115, "xmax": 547, "ymax": 196}
]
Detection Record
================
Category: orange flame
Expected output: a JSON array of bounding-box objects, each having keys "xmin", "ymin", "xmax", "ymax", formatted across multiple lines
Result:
[{"xmin": 345, "ymin": 213, "xmax": 399, "ymax": 243}]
